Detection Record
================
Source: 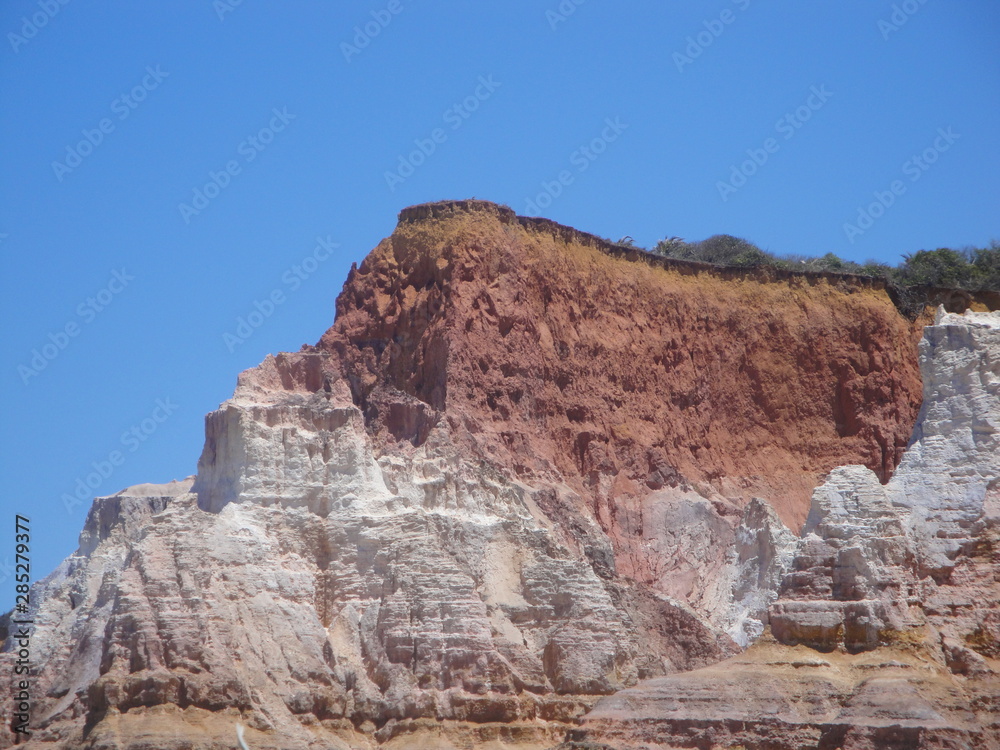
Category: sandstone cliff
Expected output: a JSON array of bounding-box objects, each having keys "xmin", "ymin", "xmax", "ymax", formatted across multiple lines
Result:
[
  {"xmin": 574, "ymin": 310, "xmax": 1000, "ymax": 750},
  {"xmin": 325, "ymin": 200, "xmax": 925, "ymax": 531},
  {"xmin": 1, "ymin": 200, "xmax": 995, "ymax": 749}
]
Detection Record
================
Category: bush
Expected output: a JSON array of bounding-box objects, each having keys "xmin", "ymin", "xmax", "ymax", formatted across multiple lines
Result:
[
  {"xmin": 696, "ymin": 235, "xmax": 770, "ymax": 265},
  {"xmin": 894, "ymin": 248, "xmax": 972, "ymax": 288},
  {"xmin": 971, "ymin": 241, "xmax": 1000, "ymax": 290},
  {"xmin": 729, "ymin": 246, "xmax": 771, "ymax": 267},
  {"xmin": 648, "ymin": 231, "xmax": 1000, "ymax": 292},
  {"xmin": 856, "ymin": 260, "xmax": 894, "ymax": 279},
  {"xmin": 651, "ymin": 237, "xmax": 695, "ymax": 259},
  {"xmin": 653, "ymin": 234, "xmax": 773, "ymax": 267},
  {"xmin": 817, "ymin": 252, "xmax": 846, "ymax": 271}
]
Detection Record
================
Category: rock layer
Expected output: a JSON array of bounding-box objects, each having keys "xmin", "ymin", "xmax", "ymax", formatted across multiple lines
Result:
[
  {"xmin": 1, "ymin": 201, "xmax": 994, "ymax": 749},
  {"xmin": 572, "ymin": 639, "xmax": 1000, "ymax": 750},
  {"xmin": 574, "ymin": 310, "xmax": 1000, "ymax": 749},
  {"xmin": 325, "ymin": 200, "xmax": 924, "ymax": 532}
]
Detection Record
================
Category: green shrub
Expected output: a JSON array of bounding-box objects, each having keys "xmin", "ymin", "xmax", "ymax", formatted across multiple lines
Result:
[
  {"xmin": 651, "ymin": 237, "xmax": 696, "ymax": 259},
  {"xmin": 895, "ymin": 248, "xmax": 972, "ymax": 288},
  {"xmin": 817, "ymin": 252, "xmax": 846, "ymax": 271},
  {"xmin": 729, "ymin": 246, "xmax": 771, "ymax": 267},
  {"xmin": 696, "ymin": 234, "xmax": 770, "ymax": 265},
  {"xmin": 857, "ymin": 260, "xmax": 894, "ymax": 279},
  {"xmin": 652, "ymin": 234, "xmax": 774, "ymax": 267},
  {"xmin": 647, "ymin": 231, "xmax": 999, "ymax": 291},
  {"xmin": 971, "ymin": 240, "xmax": 1000, "ymax": 290}
]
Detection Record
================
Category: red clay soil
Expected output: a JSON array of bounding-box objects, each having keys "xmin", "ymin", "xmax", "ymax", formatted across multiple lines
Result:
[{"xmin": 320, "ymin": 199, "xmax": 925, "ymax": 530}]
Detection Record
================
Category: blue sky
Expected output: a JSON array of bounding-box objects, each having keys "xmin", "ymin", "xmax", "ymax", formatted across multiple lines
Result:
[{"xmin": 1, "ymin": 0, "xmax": 998, "ymax": 594}]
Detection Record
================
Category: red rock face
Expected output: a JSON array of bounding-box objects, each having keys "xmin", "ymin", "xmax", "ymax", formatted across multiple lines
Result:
[{"xmin": 323, "ymin": 199, "xmax": 923, "ymax": 533}]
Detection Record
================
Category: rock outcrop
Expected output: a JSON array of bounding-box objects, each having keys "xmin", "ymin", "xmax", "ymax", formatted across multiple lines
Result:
[
  {"xmin": 327, "ymin": 201, "xmax": 924, "ymax": 532},
  {"xmin": 573, "ymin": 309, "xmax": 1000, "ymax": 749},
  {"xmin": 571, "ymin": 638, "xmax": 999, "ymax": 750},
  {"xmin": 2, "ymin": 359, "xmax": 735, "ymax": 749},
  {"xmin": 770, "ymin": 309, "xmax": 1000, "ymax": 655},
  {"xmin": 1, "ymin": 200, "xmax": 996, "ymax": 749}
]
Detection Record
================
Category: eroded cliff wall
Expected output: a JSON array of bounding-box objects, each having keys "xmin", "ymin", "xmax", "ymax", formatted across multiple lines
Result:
[
  {"xmin": 574, "ymin": 309, "xmax": 1000, "ymax": 750},
  {"xmin": 2, "ymin": 200, "xmax": 991, "ymax": 750},
  {"xmin": 324, "ymin": 200, "xmax": 923, "ymax": 532}
]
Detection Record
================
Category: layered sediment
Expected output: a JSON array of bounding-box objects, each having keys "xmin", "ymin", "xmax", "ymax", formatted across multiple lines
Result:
[
  {"xmin": 1, "ymin": 200, "xmax": 996, "ymax": 749},
  {"xmin": 325, "ymin": 200, "xmax": 925, "ymax": 531},
  {"xmin": 573, "ymin": 310, "xmax": 1000, "ymax": 750}
]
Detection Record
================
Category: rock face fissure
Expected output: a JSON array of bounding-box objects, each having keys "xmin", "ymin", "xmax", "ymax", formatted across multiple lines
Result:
[{"xmin": 1, "ymin": 200, "xmax": 997, "ymax": 750}]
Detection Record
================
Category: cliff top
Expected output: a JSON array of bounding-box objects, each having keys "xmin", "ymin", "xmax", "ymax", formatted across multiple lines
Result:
[{"xmin": 395, "ymin": 199, "xmax": 998, "ymax": 318}]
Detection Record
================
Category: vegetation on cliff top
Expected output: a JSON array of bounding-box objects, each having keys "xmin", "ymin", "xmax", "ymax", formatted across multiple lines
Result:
[{"xmin": 634, "ymin": 235, "xmax": 1000, "ymax": 292}]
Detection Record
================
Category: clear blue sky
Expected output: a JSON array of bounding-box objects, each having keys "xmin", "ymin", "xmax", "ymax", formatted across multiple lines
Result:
[{"xmin": 1, "ymin": 1, "xmax": 998, "ymax": 595}]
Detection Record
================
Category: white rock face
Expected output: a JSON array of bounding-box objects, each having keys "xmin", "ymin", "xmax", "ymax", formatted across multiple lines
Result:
[
  {"xmin": 723, "ymin": 498, "xmax": 798, "ymax": 646},
  {"xmin": 889, "ymin": 309, "xmax": 1000, "ymax": 576},
  {"xmin": 0, "ymin": 351, "xmax": 737, "ymax": 749},
  {"xmin": 193, "ymin": 353, "xmax": 395, "ymax": 516}
]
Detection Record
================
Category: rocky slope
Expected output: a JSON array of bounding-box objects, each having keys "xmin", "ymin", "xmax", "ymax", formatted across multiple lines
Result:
[{"xmin": 1, "ymin": 200, "xmax": 996, "ymax": 749}]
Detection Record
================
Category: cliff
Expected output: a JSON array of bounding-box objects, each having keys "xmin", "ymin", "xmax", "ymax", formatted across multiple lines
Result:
[
  {"xmin": 573, "ymin": 310, "xmax": 1000, "ymax": 750},
  {"xmin": 322, "ymin": 200, "xmax": 925, "ymax": 532},
  {"xmin": 1, "ymin": 200, "xmax": 996, "ymax": 750}
]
